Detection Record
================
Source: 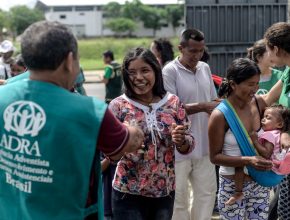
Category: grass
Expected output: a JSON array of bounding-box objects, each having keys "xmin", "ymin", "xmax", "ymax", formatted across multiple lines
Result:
[
  {"xmin": 78, "ymin": 37, "xmax": 179, "ymax": 70},
  {"xmin": 13, "ymin": 37, "xmax": 179, "ymax": 70}
]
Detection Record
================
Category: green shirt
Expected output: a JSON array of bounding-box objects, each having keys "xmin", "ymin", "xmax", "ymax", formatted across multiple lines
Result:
[
  {"xmin": 256, "ymin": 69, "xmax": 282, "ymax": 95},
  {"xmin": 279, "ymin": 66, "xmax": 290, "ymax": 107},
  {"xmin": 104, "ymin": 61, "xmax": 122, "ymax": 102},
  {"xmin": 5, "ymin": 71, "xmax": 30, "ymax": 84}
]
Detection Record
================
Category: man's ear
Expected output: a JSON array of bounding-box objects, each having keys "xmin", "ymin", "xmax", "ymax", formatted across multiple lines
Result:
[
  {"xmin": 178, "ymin": 45, "xmax": 183, "ymax": 52},
  {"xmin": 64, "ymin": 52, "xmax": 74, "ymax": 74}
]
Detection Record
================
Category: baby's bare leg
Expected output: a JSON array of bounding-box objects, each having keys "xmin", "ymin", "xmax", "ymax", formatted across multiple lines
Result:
[{"xmin": 226, "ymin": 167, "xmax": 244, "ymax": 205}]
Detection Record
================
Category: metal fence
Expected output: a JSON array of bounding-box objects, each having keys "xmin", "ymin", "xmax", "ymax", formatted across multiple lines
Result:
[{"xmin": 185, "ymin": 0, "xmax": 288, "ymax": 76}]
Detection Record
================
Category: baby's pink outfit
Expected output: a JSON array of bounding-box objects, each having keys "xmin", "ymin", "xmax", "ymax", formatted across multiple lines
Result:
[{"xmin": 259, "ymin": 130, "xmax": 290, "ymax": 175}]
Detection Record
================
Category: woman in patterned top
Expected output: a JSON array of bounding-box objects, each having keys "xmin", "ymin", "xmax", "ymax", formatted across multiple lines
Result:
[{"xmin": 109, "ymin": 47, "xmax": 195, "ymax": 220}]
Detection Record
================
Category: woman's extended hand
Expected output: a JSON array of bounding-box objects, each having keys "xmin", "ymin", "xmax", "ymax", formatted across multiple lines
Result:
[
  {"xmin": 171, "ymin": 123, "xmax": 186, "ymax": 146},
  {"xmin": 281, "ymin": 132, "xmax": 290, "ymax": 150},
  {"xmin": 247, "ymin": 156, "xmax": 273, "ymax": 171}
]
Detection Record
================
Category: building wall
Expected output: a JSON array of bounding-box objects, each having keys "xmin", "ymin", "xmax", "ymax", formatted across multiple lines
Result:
[
  {"xmin": 289, "ymin": 0, "xmax": 290, "ymax": 22},
  {"xmin": 43, "ymin": 6, "xmax": 183, "ymax": 38},
  {"xmin": 45, "ymin": 7, "xmax": 103, "ymax": 37}
]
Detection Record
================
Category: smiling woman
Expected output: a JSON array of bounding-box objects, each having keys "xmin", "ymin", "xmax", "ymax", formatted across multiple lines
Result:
[
  {"xmin": 209, "ymin": 58, "xmax": 274, "ymax": 219},
  {"xmin": 108, "ymin": 47, "xmax": 195, "ymax": 220}
]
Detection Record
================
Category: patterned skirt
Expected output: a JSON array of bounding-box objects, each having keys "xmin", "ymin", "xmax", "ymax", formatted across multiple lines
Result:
[{"xmin": 278, "ymin": 175, "xmax": 290, "ymax": 220}]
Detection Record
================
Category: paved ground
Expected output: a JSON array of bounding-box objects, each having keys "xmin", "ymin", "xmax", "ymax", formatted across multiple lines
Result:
[{"xmin": 84, "ymin": 70, "xmax": 103, "ymax": 83}]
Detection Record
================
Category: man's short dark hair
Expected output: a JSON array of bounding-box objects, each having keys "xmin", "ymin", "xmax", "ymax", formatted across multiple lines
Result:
[
  {"xmin": 180, "ymin": 28, "xmax": 204, "ymax": 47},
  {"xmin": 21, "ymin": 21, "xmax": 78, "ymax": 71},
  {"xmin": 103, "ymin": 50, "xmax": 114, "ymax": 61}
]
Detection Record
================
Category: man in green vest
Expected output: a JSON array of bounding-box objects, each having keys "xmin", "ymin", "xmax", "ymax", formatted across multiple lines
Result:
[
  {"xmin": 99, "ymin": 50, "xmax": 122, "ymax": 104},
  {"xmin": 0, "ymin": 20, "xmax": 144, "ymax": 220}
]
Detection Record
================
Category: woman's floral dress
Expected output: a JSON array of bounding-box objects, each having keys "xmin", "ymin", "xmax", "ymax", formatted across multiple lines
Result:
[{"xmin": 109, "ymin": 92, "xmax": 195, "ymax": 198}]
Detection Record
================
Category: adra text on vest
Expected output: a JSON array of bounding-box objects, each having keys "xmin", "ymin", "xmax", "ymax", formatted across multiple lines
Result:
[
  {"xmin": 5, "ymin": 172, "xmax": 32, "ymax": 193},
  {"xmin": 0, "ymin": 134, "xmax": 41, "ymax": 157}
]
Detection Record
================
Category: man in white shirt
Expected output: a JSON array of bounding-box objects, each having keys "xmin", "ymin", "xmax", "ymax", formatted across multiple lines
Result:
[
  {"xmin": 162, "ymin": 28, "xmax": 219, "ymax": 220},
  {"xmin": 0, "ymin": 40, "xmax": 15, "ymax": 82}
]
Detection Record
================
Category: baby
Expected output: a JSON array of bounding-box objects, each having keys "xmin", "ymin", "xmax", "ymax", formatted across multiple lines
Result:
[{"xmin": 226, "ymin": 104, "xmax": 290, "ymax": 205}]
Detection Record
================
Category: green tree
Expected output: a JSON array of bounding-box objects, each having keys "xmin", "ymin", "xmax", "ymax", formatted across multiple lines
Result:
[
  {"xmin": 0, "ymin": 10, "xmax": 8, "ymax": 41},
  {"xmin": 123, "ymin": 0, "xmax": 143, "ymax": 20},
  {"xmin": 9, "ymin": 6, "xmax": 44, "ymax": 37},
  {"xmin": 139, "ymin": 6, "xmax": 166, "ymax": 37},
  {"xmin": 165, "ymin": 5, "xmax": 184, "ymax": 34},
  {"xmin": 105, "ymin": 18, "xmax": 136, "ymax": 37},
  {"xmin": 103, "ymin": 2, "xmax": 123, "ymax": 18}
]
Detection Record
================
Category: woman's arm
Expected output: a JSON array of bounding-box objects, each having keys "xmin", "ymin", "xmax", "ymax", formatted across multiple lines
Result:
[
  {"xmin": 209, "ymin": 110, "xmax": 248, "ymax": 167},
  {"xmin": 208, "ymin": 109, "xmax": 273, "ymax": 170},
  {"xmin": 263, "ymin": 80, "xmax": 283, "ymax": 106},
  {"xmin": 172, "ymin": 99, "xmax": 195, "ymax": 154},
  {"xmin": 281, "ymin": 132, "xmax": 290, "ymax": 149}
]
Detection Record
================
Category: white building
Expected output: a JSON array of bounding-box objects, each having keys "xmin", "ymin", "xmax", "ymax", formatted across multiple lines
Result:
[{"xmin": 36, "ymin": 0, "xmax": 184, "ymax": 38}]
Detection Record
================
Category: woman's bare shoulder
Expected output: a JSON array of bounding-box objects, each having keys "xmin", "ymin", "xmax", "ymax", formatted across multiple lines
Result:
[{"xmin": 209, "ymin": 109, "xmax": 226, "ymax": 125}]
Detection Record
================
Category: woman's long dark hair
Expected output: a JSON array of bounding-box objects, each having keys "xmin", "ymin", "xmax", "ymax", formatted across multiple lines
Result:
[
  {"xmin": 122, "ymin": 47, "xmax": 166, "ymax": 99},
  {"xmin": 218, "ymin": 58, "xmax": 261, "ymax": 97}
]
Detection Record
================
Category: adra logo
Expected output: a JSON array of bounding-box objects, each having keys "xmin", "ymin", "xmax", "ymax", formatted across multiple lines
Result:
[
  {"xmin": 4, "ymin": 101, "xmax": 46, "ymax": 137},
  {"xmin": 0, "ymin": 101, "xmax": 46, "ymax": 157}
]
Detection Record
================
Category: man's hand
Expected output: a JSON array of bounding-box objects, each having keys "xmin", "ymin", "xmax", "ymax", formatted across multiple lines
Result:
[
  {"xmin": 125, "ymin": 126, "xmax": 145, "ymax": 153},
  {"xmin": 0, "ymin": 79, "xmax": 6, "ymax": 85},
  {"xmin": 185, "ymin": 99, "xmax": 221, "ymax": 115},
  {"xmin": 203, "ymin": 100, "xmax": 221, "ymax": 114}
]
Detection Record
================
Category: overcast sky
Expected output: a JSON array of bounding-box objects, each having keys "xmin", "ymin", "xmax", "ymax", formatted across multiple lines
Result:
[
  {"xmin": 1, "ymin": 0, "xmax": 36, "ymax": 11},
  {"xmin": 1, "ymin": 0, "xmax": 180, "ymax": 10}
]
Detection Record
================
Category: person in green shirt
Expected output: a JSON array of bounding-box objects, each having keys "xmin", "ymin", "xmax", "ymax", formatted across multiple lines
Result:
[
  {"xmin": 99, "ymin": 50, "xmax": 123, "ymax": 104},
  {"xmin": 247, "ymin": 39, "xmax": 282, "ymax": 95},
  {"xmin": 264, "ymin": 22, "xmax": 290, "ymax": 220}
]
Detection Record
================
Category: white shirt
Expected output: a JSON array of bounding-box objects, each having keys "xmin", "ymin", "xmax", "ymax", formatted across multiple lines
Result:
[
  {"xmin": 162, "ymin": 58, "xmax": 217, "ymax": 160},
  {"xmin": 0, "ymin": 57, "xmax": 12, "ymax": 79}
]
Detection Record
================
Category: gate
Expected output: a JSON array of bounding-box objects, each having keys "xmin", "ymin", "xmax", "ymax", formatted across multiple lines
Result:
[{"xmin": 185, "ymin": 0, "xmax": 288, "ymax": 76}]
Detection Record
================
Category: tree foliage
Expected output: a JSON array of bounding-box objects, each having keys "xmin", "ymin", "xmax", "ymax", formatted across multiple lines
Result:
[
  {"xmin": 9, "ymin": 5, "xmax": 44, "ymax": 36},
  {"xmin": 105, "ymin": 18, "xmax": 136, "ymax": 37},
  {"xmin": 0, "ymin": 10, "xmax": 8, "ymax": 30},
  {"xmin": 122, "ymin": 0, "xmax": 143, "ymax": 20},
  {"xmin": 102, "ymin": 0, "xmax": 184, "ymax": 37},
  {"xmin": 139, "ymin": 6, "xmax": 166, "ymax": 37},
  {"xmin": 103, "ymin": 2, "xmax": 122, "ymax": 18},
  {"xmin": 165, "ymin": 5, "xmax": 184, "ymax": 31},
  {"xmin": 0, "ymin": 10, "xmax": 9, "ymax": 41}
]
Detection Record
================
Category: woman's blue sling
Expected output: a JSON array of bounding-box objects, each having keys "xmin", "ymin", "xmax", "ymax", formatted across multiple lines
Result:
[{"xmin": 216, "ymin": 99, "xmax": 283, "ymax": 187}]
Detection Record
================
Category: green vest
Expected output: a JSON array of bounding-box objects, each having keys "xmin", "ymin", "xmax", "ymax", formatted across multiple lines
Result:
[
  {"xmin": 279, "ymin": 67, "xmax": 290, "ymax": 107},
  {"xmin": 256, "ymin": 69, "xmax": 282, "ymax": 95},
  {"xmin": 105, "ymin": 61, "xmax": 122, "ymax": 102},
  {"xmin": 5, "ymin": 71, "xmax": 30, "ymax": 84},
  {"xmin": 0, "ymin": 80, "xmax": 106, "ymax": 220}
]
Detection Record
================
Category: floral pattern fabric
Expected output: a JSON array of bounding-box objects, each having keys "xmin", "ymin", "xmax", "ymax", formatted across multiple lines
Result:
[{"xmin": 109, "ymin": 92, "xmax": 194, "ymax": 198}]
